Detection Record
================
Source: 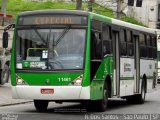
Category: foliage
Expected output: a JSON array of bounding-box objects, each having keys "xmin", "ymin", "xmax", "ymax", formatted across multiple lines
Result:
[
  {"xmin": 0, "ymin": 0, "xmax": 147, "ymax": 27},
  {"xmin": 121, "ymin": 16, "xmax": 147, "ymax": 27},
  {"xmin": 6, "ymin": 0, "xmax": 76, "ymax": 17},
  {"xmin": 92, "ymin": 3, "xmax": 115, "ymax": 18}
]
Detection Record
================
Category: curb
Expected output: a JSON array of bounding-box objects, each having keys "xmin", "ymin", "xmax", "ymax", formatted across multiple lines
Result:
[{"xmin": 0, "ymin": 101, "xmax": 33, "ymax": 107}]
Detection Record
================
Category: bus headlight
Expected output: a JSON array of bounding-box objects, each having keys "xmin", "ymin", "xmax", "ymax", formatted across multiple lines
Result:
[
  {"xmin": 69, "ymin": 75, "xmax": 83, "ymax": 86},
  {"xmin": 16, "ymin": 75, "xmax": 28, "ymax": 85}
]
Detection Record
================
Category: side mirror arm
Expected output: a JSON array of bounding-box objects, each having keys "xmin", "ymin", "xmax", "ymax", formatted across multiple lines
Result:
[{"xmin": 4, "ymin": 24, "xmax": 15, "ymax": 32}]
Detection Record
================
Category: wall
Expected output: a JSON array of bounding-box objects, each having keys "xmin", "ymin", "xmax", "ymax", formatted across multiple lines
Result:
[
  {"xmin": 95, "ymin": 0, "xmax": 160, "ymax": 29},
  {"xmin": 125, "ymin": 0, "xmax": 159, "ymax": 28}
]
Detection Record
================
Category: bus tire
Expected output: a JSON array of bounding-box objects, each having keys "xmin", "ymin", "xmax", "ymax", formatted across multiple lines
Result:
[
  {"xmin": 0, "ymin": 64, "xmax": 10, "ymax": 85},
  {"xmin": 94, "ymin": 82, "xmax": 108, "ymax": 112},
  {"xmin": 34, "ymin": 100, "xmax": 49, "ymax": 112},
  {"xmin": 135, "ymin": 80, "xmax": 146, "ymax": 104},
  {"xmin": 126, "ymin": 96, "xmax": 134, "ymax": 103},
  {"xmin": 126, "ymin": 80, "xmax": 146, "ymax": 104}
]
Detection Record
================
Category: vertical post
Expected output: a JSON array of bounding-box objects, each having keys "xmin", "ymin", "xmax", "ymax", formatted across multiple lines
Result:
[
  {"xmin": 76, "ymin": 0, "xmax": 82, "ymax": 10},
  {"xmin": 1, "ymin": 0, "xmax": 8, "ymax": 26},
  {"xmin": 88, "ymin": 0, "xmax": 93, "ymax": 12},
  {"xmin": 1, "ymin": 0, "xmax": 7, "ymax": 14},
  {"xmin": 117, "ymin": 0, "xmax": 122, "ymax": 19}
]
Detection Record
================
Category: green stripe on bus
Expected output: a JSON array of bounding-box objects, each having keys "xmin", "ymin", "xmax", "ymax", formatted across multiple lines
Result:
[
  {"xmin": 120, "ymin": 77, "xmax": 134, "ymax": 80},
  {"xmin": 90, "ymin": 12, "xmax": 112, "ymax": 24},
  {"xmin": 140, "ymin": 76, "xmax": 154, "ymax": 79}
]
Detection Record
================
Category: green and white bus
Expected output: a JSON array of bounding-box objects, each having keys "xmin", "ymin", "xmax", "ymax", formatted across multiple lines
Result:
[{"xmin": 4, "ymin": 10, "xmax": 157, "ymax": 112}]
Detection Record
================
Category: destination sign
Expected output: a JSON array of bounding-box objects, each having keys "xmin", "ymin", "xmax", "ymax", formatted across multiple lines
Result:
[{"xmin": 18, "ymin": 15, "xmax": 87, "ymax": 25}]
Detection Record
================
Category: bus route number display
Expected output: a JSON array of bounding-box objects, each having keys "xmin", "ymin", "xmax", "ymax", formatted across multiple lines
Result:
[{"xmin": 18, "ymin": 15, "xmax": 87, "ymax": 25}]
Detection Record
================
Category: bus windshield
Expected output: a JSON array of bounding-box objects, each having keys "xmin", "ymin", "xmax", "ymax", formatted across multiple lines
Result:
[{"xmin": 16, "ymin": 28, "xmax": 86, "ymax": 70}]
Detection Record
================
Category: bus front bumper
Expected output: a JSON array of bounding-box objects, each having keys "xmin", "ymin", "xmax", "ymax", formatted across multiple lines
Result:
[{"xmin": 12, "ymin": 86, "xmax": 90, "ymax": 100}]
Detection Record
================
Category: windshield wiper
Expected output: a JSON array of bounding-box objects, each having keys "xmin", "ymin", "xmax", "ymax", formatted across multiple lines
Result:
[
  {"xmin": 33, "ymin": 28, "xmax": 47, "ymax": 45},
  {"xmin": 53, "ymin": 25, "xmax": 71, "ymax": 46}
]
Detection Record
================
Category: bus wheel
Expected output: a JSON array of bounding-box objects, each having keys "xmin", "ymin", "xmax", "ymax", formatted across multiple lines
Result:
[
  {"xmin": 0, "ymin": 64, "xmax": 10, "ymax": 85},
  {"xmin": 34, "ymin": 100, "xmax": 49, "ymax": 112},
  {"xmin": 126, "ymin": 96, "xmax": 134, "ymax": 103},
  {"xmin": 136, "ymin": 81, "xmax": 146, "ymax": 104},
  {"xmin": 95, "ymin": 82, "xmax": 108, "ymax": 112}
]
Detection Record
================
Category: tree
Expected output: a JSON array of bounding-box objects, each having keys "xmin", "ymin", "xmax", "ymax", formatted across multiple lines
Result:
[
  {"xmin": 76, "ymin": 0, "xmax": 82, "ymax": 10},
  {"xmin": 88, "ymin": 0, "xmax": 95, "ymax": 12},
  {"xmin": 116, "ymin": 0, "xmax": 122, "ymax": 19}
]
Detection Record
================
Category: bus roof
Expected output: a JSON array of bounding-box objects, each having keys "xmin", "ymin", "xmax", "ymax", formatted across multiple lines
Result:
[
  {"xmin": 18, "ymin": 9, "xmax": 89, "ymax": 17},
  {"xmin": 89, "ymin": 12, "xmax": 156, "ymax": 35},
  {"xmin": 112, "ymin": 18, "xmax": 156, "ymax": 34},
  {"xmin": 18, "ymin": 9, "xmax": 156, "ymax": 34}
]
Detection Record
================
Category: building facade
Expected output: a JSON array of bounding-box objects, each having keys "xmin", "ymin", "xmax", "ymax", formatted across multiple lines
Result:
[
  {"xmin": 125, "ymin": 0, "xmax": 160, "ymax": 29},
  {"xmin": 95, "ymin": 0, "xmax": 160, "ymax": 29}
]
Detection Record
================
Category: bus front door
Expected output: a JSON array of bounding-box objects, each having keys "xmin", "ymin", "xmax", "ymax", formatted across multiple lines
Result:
[
  {"xmin": 112, "ymin": 30, "xmax": 120, "ymax": 96},
  {"xmin": 134, "ymin": 35, "xmax": 140, "ymax": 93}
]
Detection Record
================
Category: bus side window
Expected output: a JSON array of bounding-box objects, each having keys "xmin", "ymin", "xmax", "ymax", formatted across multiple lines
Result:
[
  {"xmin": 140, "ymin": 33, "xmax": 147, "ymax": 58},
  {"xmin": 152, "ymin": 36, "xmax": 157, "ymax": 59},
  {"xmin": 146, "ymin": 35, "xmax": 152, "ymax": 58},
  {"xmin": 120, "ymin": 29, "xmax": 127, "ymax": 56},
  {"xmin": 126, "ymin": 30, "xmax": 134, "ymax": 57},
  {"xmin": 91, "ymin": 20, "xmax": 102, "ymax": 60},
  {"xmin": 102, "ymin": 24, "xmax": 112, "ymax": 56},
  {"xmin": 91, "ymin": 32, "xmax": 102, "ymax": 60}
]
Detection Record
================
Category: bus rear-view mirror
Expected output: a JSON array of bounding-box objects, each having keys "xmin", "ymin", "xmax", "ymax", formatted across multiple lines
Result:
[{"xmin": 3, "ymin": 31, "xmax": 8, "ymax": 48}]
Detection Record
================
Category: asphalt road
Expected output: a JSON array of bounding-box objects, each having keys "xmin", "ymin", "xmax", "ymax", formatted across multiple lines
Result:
[{"xmin": 0, "ymin": 85, "xmax": 160, "ymax": 120}]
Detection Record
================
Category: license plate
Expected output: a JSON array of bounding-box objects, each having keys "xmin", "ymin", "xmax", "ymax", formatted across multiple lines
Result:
[{"xmin": 41, "ymin": 89, "xmax": 54, "ymax": 94}]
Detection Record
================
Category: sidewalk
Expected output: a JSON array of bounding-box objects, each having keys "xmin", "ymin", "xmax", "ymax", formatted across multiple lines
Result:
[{"xmin": 0, "ymin": 83, "xmax": 32, "ymax": 106}]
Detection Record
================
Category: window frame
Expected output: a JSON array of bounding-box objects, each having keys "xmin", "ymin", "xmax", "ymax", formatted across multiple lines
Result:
[
  {"xmin": 91, "ymin": 20, "xmax": 103, "ymax": 60},
  {"xmin": 102, "ymin": 23, "xmax": 112, "ymax": 56}
]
